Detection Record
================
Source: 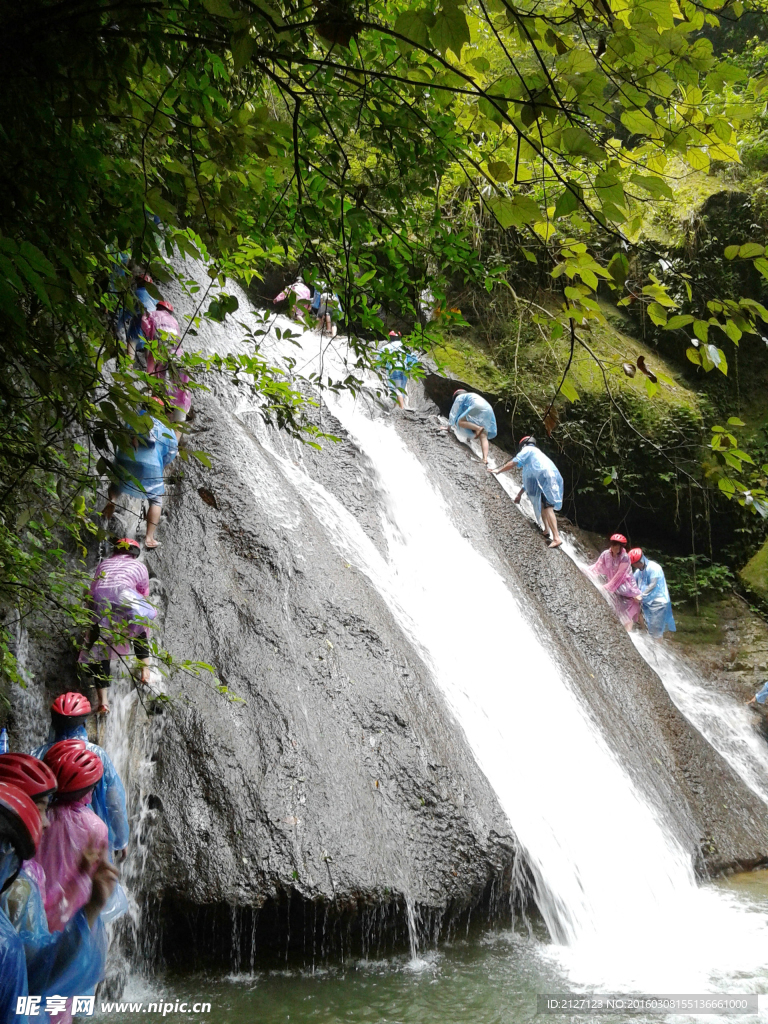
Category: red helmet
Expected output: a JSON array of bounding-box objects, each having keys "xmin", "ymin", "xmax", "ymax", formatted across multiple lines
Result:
[
  {"xmin": 0, "ymin": 781, "xmax": 42, "ymax": 859},
  {"xmin": 452, "ymin": 388, "xmax": 467, "ymax": 396},
  {"xmin": 610, "ymin": 533, "xmax": 627, "ymax": 545},
  {"xmin": 628, "ymin": 547, "xmax": 644, "ymax": 565},
  {"xmin": 0, "ymin": 755, "xmax": 56, "ymax": 800},
  {"xmin": 51, "ymin": 692, "xmax": 91, "ymax": 719},
  {"xmin": 519, "ymin": 436, "xmax": 536, "ymax": 448},
  {"xmin": 43, "ymin": 740, "xmax": 87, "ymax": 773},
  {"xmin": 114, "ymin": 538, "xmax": 140, "ymax": 557},
  {"xmin": 157, "ymin": 300, "xmax": 174, "ymax": 312},
  {"xmin": 49, "ymin": 748, "xmax": 103, "ymax": 796}
]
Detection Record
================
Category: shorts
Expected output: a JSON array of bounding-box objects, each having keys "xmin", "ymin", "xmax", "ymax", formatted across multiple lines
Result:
[
  {"xmin": 541, "ymin": 494, "xmax": 554, "ymax": 510},
  {"xmin": 389, "ymin": 370, "xmax": 407, "ymax": 392},
  {"xmin": 82, "ymin": 632, "xmax": 150, "ymax": 688}
]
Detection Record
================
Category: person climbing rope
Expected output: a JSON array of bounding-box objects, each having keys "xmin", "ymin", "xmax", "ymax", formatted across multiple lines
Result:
[
  {"xmin": 75, "ymin": 539, "xmax": 157, "ymax": 714},
  {"xmin": 0, "ymin": 781, "xmax": 42, "ymax": 1024},
  {"xmin": 587, "ymin": 534, "xmax": 643, "ymax": 632},
  {"xmin": 142, "ymin": 300, "xmax": 191, "ymax": 438},
  {"xmin": 311, "ymin": 286, "xmax": 342, "ymax": 337},
  {"xmin": 100, "ymin": 409, "xmax": 178, "ymax": 549},
  {"xmin": 32, "ymin": 697, "xmax": 129, "ymax": 863},
  {"xmin": 746, "ymin": 681, "xmax": 768, "ymax": 709},
  {"xmin": 0, "ymin": 756, "xmax": 113, "ymax": 1005},
  {"xmin": 448, "ymin": 389, "xmax": 498, "ymax": 464},
  {"xmin": 629, "ymin": 548, "xmax": 676, "ymax": 639},
  {"xmin": 489, "ymin": 437, "xmax": 565, "ymax": 548},
  {"xmin": 35, "ymin": 748, "xmax": 109, "ymax": 935},
  {"xmin": 380, "ymin": 332, "xmax": 420, "ymax": 410}
]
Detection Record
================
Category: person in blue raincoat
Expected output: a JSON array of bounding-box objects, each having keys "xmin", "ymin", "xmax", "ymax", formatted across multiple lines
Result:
[
  {"xmin": 380, "ymin": 332, "xmax": 420, "ymax": 410},
  {"xmin": 0, "ymin": 758, "xmax": 114, "ymax": 1012},
  {"xmin": 489, "ymin": 436, "xmax": 564, "ymax": 548},
  {"xmin": 628, "ymin": 548, "xmax": 676, "ymax": 639},
  {"xmin": 100, "ymin": 407, "xmax": 178, "ymax": 549},
  {"xmin": 32, "ymin": 695, "xmax": 129, "ymax": 863},
  {"xmin": 448, "ymin": 388, "xmax": 497, "ymax": 464}
]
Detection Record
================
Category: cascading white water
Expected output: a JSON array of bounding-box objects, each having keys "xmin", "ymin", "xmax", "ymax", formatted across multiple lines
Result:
[{"xmin": 168, "ymin": 267, "xmax": 768, "ymax": 999}]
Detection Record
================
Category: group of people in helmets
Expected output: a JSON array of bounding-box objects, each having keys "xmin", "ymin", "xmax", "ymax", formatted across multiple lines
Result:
[
  {"xmin": 445, "ymin": 389, "xmax": 675, "ymax": 636},
  {"xmin": 0, "ymin": 691, "xmax": 130, "ymax": 1021}
]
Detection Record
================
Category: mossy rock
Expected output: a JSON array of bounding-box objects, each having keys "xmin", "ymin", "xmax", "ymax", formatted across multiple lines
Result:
[{"xmin": 741, "ymin": 538, "xmax": 768, "ymax": 604}]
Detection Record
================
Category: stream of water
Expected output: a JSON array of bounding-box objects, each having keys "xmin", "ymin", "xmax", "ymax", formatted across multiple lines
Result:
[{"xmin": 93, "ymin": 287, "xmax": 768, "ymax": 1021}]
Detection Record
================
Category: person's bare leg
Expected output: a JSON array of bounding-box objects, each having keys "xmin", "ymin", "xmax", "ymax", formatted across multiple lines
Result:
[
  {"xmin": 542, "ymin": 507, "xmax": 562, "ymax": 547},
  {"xmin": 396, "ymin": 393, "xmax": 406, "ymax": 410},
  {"xmin": 101, "ymin": 486, "xmax": 119, "ymax": 522},
  {"xmin": 480, "ymin": 431, "xmax": 489, "ymax": 464},
  {"xmin": 138, "ymin": 661, "xmax": 151, "ymax": 685},
  {"xmin": 144, "ymin": 504, "xmax": 162, "ymax": 548},
  {"xmin": 95, "ymin": 687, "xmax": 110, "ymax": 715}
]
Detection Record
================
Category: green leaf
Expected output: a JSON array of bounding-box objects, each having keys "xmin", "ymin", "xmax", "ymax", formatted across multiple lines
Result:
[
  {"xmin": 393, "ymin": 9, "xmax": 433, "ymax": 53},
  {"xmin": 560, "ymin": 378, "xmax": 580, "ymax": 402},
  {"xmin": 666, "ymin": 314, "xmax": 694, "ymax": 329},
  {"xmin": 203, "ymin": 0, "xmax": 235, "ymax": 16},
  {"xmin": 553, "ymin": 186, "xmax": 580, "ymax": 219},
  {"xmin": 724, "ymin": 245, "xmax": 739, "ymax": 260},
  {"xmin": 429, "ymin": 3, "xmax": 470, "ymax": 57},
  {"xmin": 727, "ymin": 416, "xmax": 745, "ymax": 426},
  {"xmin": 738, "ymin": 242, "xmax": 765, "ymax": 259},
  {"xmin": 686, "ymin": 346, "xmax": 701, "ymax": 365},
  {"xmin": 630, "ymin": 174, "xmax": 674, "ymax": 201},
  {"xmin": 487, "ymin": 194, "xmax": 540, "ymax": 229},
  {"xmin": 191, "ymin": 450, "xmax": 213, "ymax": 468},
  {"xmin": 231, "ymin": 32, "xmax": 254, "ymax": 71},
  {"xmin": 693, "ymin": 319, "xmax": 709, "ymax": 343},
  {"xmin": 487, "ymin": 160, "xmax": 514, "ymax": 182},
  {"xmin": 647, "ymin": 302, "xmax": 668, "ymax": 326}
]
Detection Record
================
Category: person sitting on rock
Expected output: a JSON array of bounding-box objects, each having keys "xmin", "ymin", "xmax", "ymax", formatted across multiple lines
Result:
[
  {"xmin": 142, "ymin": 300, "xmax": 191, "ymax": 439},
  {"xmin": 489, "ymin": 436, "xmax": 564, "ymax": 548},
  {"xmin": 0, "ymin": 756, "xmax": 115, "ymax": 1005},
  {"xmin": 100, "ymin": 407, "xmax": 178, "ymax": 549},
  {"xmin": 587, "ymin": 534, "xmax": 643, "ymax": 632},
  {"xmin": 448, "ymin": 388, "xmax": 498, "ymax": 465},
  {"xmin": 32, "ymin": 695, "xmax": 129, "ymax": 862},
  {"xmin": 75, "ymin": 538, "xmax": 157, "ymax": 715},
  {"xmin": 629, "ymin": 548, "xmax": 676, "ymax": 640},
  {"xmin": 35, "ymin": 747, "xmax": 109, "ymax": 935}
]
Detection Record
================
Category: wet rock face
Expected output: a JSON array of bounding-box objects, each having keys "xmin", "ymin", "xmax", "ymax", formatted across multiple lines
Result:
[
  {"xmin": 147, "ymin": 391, "xmax": 518, "ymax": 920},
  {"xmin": 392, "ymin": 409, "xmax": 768, "ymax": 877}
]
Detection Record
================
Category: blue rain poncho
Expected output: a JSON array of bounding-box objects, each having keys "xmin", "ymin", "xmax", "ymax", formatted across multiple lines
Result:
[
  {"xmin": 32, "ymin": 725, "xmax": 129, "ymax": 854},
  {"xmin": 449, "ymin": 392, "xmax": 497, "ymax": 441},
  {"xmin": 0, "ymin": 844, "xmax": 28, "ymax": 1024},
  {"xmin": 113, "ymin": 415, "xmax": 177, "ymax": 502},
  {"xmin": 633, "ymin": 560, "xmax": 676, "ymax": 638},
  {"xmin": 512, "ymin": 445, "xmax": 564, "ymax": 523},
  {"xmin": 3, "ymin": 865, "xmax": 106, "ymax": 1001},
  {"xmin": 381, "ymin": 341, "xmax": 419, "ymax": 394}
]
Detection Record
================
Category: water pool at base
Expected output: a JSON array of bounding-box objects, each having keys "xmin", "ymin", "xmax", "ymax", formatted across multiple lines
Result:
[{"xmin": 96, "ymin": 874, "xmax": 768, "ymax": 1024}]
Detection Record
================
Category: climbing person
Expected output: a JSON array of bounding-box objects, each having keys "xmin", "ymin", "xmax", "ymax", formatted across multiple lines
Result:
[
  {"xmin": 746, "ymin": 681, "xmax": 768, "ymax": 709},
  {"xmin": 0, "ymin": 781, "xmax": 42, "ymax": 1024},
  {"xmin": 122, "ymin": 272, "xmax": 157, "ymax": 363},
  {"xmin": 380, "ymin": 332, "xmax": 420, "ymax": 410},
  {"xmin": 448, "ymin": 388, "xmax": 498, "ymax": 464},
  {"xmin": 32, "ymin": 695, "xmax": 129, "ymax": 861},
  {"xmin": 587, "ymin": 534, "xmax": 643, "ymax": 631},
  {"xmin": 35, "ymin": 747, "xmax": 109, "ymax": 934},
  {"xmin": 273, "ymin": 276, "xmax": 311, "ymax": 315},
  {"xmin": 100, "ymin": 408, "xmax": 178, "ymax": 549},
  {"xmin": 488, "ymin": 437, "xmax": 565, "ymax": 548},
  {"xmin": 629, "ymin": 548, "xmax": 676, "ymax": 639},
  {"xmin": 311, "ymin": 286, "xmax": 342, "ymax": 337},
  {"xmin": 143, "ymin": 301, "xmax": 191, "ymax": 437},
  {"xmin": 0, "ymin": 756, "xmax": 113, "ymax": 1004},
  {"xmin": 75, "ymin": 539, "xmax": 157, "ymax": 713}
]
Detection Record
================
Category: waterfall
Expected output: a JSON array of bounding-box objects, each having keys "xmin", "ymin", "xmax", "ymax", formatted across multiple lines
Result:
[{"xmin": 139, "ymin": 266, "xmax": 768, "ymax": 995}]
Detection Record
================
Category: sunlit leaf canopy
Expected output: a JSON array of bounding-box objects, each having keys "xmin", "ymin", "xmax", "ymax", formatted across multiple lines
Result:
[{"xmin": 0, "ymin": 0, "xmax": 766, "ymax": 680}]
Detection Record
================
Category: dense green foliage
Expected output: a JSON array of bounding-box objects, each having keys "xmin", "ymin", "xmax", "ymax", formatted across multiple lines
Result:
[{"xmin": 2, "ymin": 0, "xmax": 768, "ymax": 683}]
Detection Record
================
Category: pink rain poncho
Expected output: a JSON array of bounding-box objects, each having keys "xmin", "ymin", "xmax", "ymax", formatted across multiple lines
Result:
[
  {"xmin": 33, "ymin": 797, "xmax": 108, "ymax": 934},
  {"xmin": 588, "ymin": 547, "xmax": 642, "ymax": 627},
  {"xmin": 77, "ymin": 555, "xmax": 155, "ymax": 666},
  {"xmin": 142, "ymin": 309, "xmax": 192, "ymax": 416}
]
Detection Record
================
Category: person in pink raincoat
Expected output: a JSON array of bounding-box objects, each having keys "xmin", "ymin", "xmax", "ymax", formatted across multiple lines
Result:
[
  {"xmin": 35, "ymin": 747, "xmax": 109, "ymax": 935},
  {"xmin": 141, "ymin": 300, "xmax": 191, "ymax": 438},
  {"xmin": 77, "ymin": 538, "xmax": 156, "ymax": 715},
  {"xmin": 588, "ymin": 533, "xmax": 642, "ymax": 631}
]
